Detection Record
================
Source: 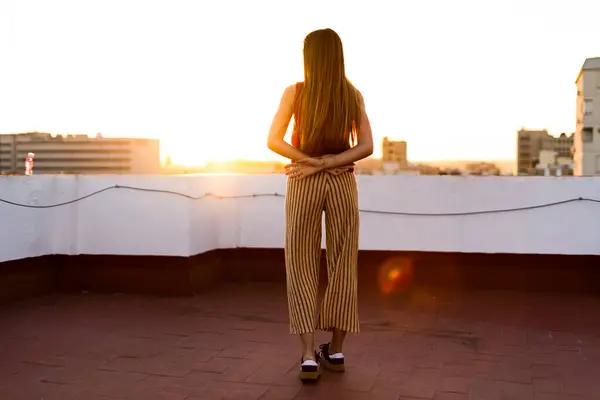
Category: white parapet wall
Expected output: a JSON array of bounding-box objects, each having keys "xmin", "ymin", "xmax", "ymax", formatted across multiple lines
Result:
[{"xmin": 1, "ymin": 174, "xmax": 600, "ymax": 263}]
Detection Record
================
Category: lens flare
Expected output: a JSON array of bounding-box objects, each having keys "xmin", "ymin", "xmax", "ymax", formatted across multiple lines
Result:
[
  {"xmin": 377, "ymin": 256, "xmax": 414, "ymax": 294},
  {"xmin": 387, "ymin": 269, "xmax": 401, "ymax": 281}
]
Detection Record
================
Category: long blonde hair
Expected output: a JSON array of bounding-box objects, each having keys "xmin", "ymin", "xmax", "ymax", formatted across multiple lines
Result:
[{"xmin": 296, "ymin": 29, "xmax": 361, "ymax": 156}]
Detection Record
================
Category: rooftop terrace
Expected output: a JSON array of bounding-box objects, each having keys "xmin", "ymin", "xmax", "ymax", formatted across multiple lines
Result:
[
  {"xmin": 2, "ymin": 284, "xmax": 600, "ymax": 399},
  {"xmin": 1, "ymin": 174, "xmax": 600, "ymax": 398}
]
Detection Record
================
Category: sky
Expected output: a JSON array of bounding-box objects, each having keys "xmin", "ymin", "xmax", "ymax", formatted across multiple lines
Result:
[{"xmin": 1, "ymin": 0, "xmax": 599, "ymax": 165}]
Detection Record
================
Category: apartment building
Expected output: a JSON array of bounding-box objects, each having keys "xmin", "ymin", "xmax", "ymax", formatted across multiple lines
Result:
[
  {"xmin": 0, "ymin": 132, "xmax": 160, "ymax": 175},
  {"xmin": 516, "ymin": 129, "xmax": 573, "ymax": 175},
  {"xmin": 574, "ymin": 57, "xmax": 600, "ymax": 176},
  {"xmin": 381, "ymin": 137, "xmax": 408, "ymax": 169}
]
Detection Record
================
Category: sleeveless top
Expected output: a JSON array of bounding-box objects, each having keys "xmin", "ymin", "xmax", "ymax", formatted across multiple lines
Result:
[{"xmin": 291, "ymin": 82, "xmax": 353, "ymax": 160}]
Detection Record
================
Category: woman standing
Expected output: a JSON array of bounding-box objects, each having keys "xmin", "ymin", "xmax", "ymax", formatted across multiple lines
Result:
[{"xmin": 267, "ymin": 28, "xmax": 373, "ymax": 382}]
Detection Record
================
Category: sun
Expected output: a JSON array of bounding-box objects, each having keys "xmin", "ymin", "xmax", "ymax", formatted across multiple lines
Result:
[
  {"xmin": 161, "ymin": 140, "xmax": 227, "ymax": 166},
  {"xmin": 160, "ymin": 111, "xmax": 295, "ymax": 166},
  {"xmin": 161, "ymin": 136, "xmax": 285, "ymax": 167}
]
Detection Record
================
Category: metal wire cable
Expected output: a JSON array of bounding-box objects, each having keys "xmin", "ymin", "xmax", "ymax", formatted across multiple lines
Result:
[{"xmin": 0, "ymin": 184, "xmax": 599, "ymax": 216}]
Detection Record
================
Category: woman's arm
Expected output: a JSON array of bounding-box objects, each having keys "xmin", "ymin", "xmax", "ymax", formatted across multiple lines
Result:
[
  {"xmin": 267, "ymin": 85, "xmax": 310, "ymax": 161},
  {"xmin": 321, "ymin": 92, "xmax": 374, "ymax": 169}
]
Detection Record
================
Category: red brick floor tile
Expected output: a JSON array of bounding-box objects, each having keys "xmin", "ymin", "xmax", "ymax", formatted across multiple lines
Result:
[
  {"xmin": 468, "ymin": 379, "xmax": 534, "ymax": 400},
  {"xmin": 218, "ymin": 344, "xmax": 254, "ymax": 359},
  {"xmin": 258, "ymin": 385, "xmax": 302, "ymax": 399},
  {"xmin": 163, "ymin": 381, "xmax": 212, "ymax": 398},
  {"xmin": 100, "ymin": 356, "xmax": 193, "ymax": 377},
  {"xmin": 245, "ymin": 356, "xmax": 300, "ymax": 386},
  {"xmin": 213, "ymin": 357, "xmax": 267, "ymax": 382},
  {"xmin": 534, "ymin": 395, "xmax": 595, "ymax": 400},
  {"xmin": 373, "ymin": 370, "xmax": 410, "ymax": 387},
  {"xmin": 437, "ymin": 376, "xmax": 473, "ymax": 393},
  {"xmin": 370, "ymin": 387, "xmax": 413, "ymax": 400},
  {"xmin": 191, "ymin": 357, "xmax": 232, "ymax": 374},
  {"xmin": 86, "ymin": 374, "xmax": 172, "ymax": 398},
  {"xmin": 486, "ymin": 362, "xmax": 532, "ymax": 384},
  {"xmin": 319, "ymin": 366, "xmax": 380, "ymax": 392},
  {"xmin": 561, "ymin": 373, "xmax": 600, "ymax": 397},
  {"xmin": 374, "ymin": 369, "xmax": 437, "ymax": 398},
  {"xmin": 164, "ymin": 370, "xmax": 219, "ymax": 389},
  {"xmin": 433, "ymin": 393, "xmax": 470, "ymax": 400},
  {"xmin": 296, "ymin": 385, "xmax": 388, "ymax": 400},
  {"xmin": 203, "ymin": 380, "xmax": 271, "ymax": 399},
  {"xmin": 532, "ymin": 377, "xmax": 561, "ymax": 394},
  {"xmin": 76, "ymin": 395, "xmax": 123, "ymax": 400},
  {"xmin": 1, "ymin": 285, "xmax": 600, "ymax": 399},
  {"xmin": 0, "ymin": 381, "xmax": 88, "ymax": 400},
  {"xmin": 113, "ymin": 388, "xmax": 187, "ymax": 400},
  {"xmin": 440, "ymin": 362, "xmax": 488, "ymax": 379},
  {"xmin": 398, "ymin": 367, "xmax": 440, "ymax": 399},
  {"xmin": 173, "ymin": 331, "xmax": 230, "ymax": 351},
  {"xmin": 530, "ymin": 364, "xmax": 562, "ymax": 379}
]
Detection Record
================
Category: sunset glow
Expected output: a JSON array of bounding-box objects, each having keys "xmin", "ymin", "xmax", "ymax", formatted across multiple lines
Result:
[{"xmin": 1, "ymin": 0, "xmax": 599, "ymax": 166}]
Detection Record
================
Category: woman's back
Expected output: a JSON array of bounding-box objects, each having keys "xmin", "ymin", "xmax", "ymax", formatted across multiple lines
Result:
[
  {"xmin": 291, "ymin": 82, "xmax": 359, "ymax": 157},
  {"xmin": 267, "ymin": 27, "xmax": 373, "ymax": 176},
  {"xmin": 290, "ymin": 28, "xmax": 363, "ymax": 159}
]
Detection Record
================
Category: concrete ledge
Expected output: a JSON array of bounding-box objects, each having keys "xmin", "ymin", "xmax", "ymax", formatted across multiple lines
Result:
[{"xmin": 1, "ymin": 249, "xmax": 599, "ymax": 305}]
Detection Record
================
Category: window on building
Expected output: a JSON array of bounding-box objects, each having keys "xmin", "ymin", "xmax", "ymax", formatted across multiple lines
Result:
[
  {"xmin": 584, "ymin": 99, "xmax": 593, "ymax": 115},
  {"xmin": 582, "ymin": 127, "xmax": 593, "ymax": 142}
]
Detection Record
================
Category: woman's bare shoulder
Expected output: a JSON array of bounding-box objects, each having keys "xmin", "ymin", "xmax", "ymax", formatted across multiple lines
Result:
[
  {"xmin": 353, "ymin": 87, "xmax": 365, "ymax": 109},
  {"xmin": 285, "ymin": 82, "xmax": 303, "ymax": 94},
  {"xmin": 284, "ymin": 83, "xmax": 296, "ymax": 95},
  {"xmin": 281, "ymin": 82, "xmax": 302, "ymax": 105}
]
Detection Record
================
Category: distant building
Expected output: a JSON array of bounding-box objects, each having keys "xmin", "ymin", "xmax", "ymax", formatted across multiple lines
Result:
[
  {"xmin": 574, "ymin": 57, "xmax": 600, "ymax": 176},
  {"xmin": 516, "ymin": 129, "xmax": 573, "ymax": 175},
  {"xmin": 464, "ymin": 162, "xmax": 501, "ymax": 176},
  {"xmin": 381, "ymin": 137, "xmax": 408, "ymax": 171},
  {"xmin": 0, "ymin": 132, "xmax": 160, "ymax": 175},
  {"xmin": 412, "ymin": 164, "xmax": 441, "ymax": 175},
  {"xmin": 353, "ymin": 137, "xmax": 410, "ymax": 175},
  {"xmin": 535, "ymin": 149, "xmax": 573, "ymax": 176},
  {"xmin": 354, "ymin": 157, "xmax": 383, "ymax": 175}
]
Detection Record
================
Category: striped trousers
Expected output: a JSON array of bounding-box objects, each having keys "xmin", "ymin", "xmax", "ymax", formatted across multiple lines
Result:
[{"xmin": 284, "ymin": 171, "xmax": 360, "ymax": 335}]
